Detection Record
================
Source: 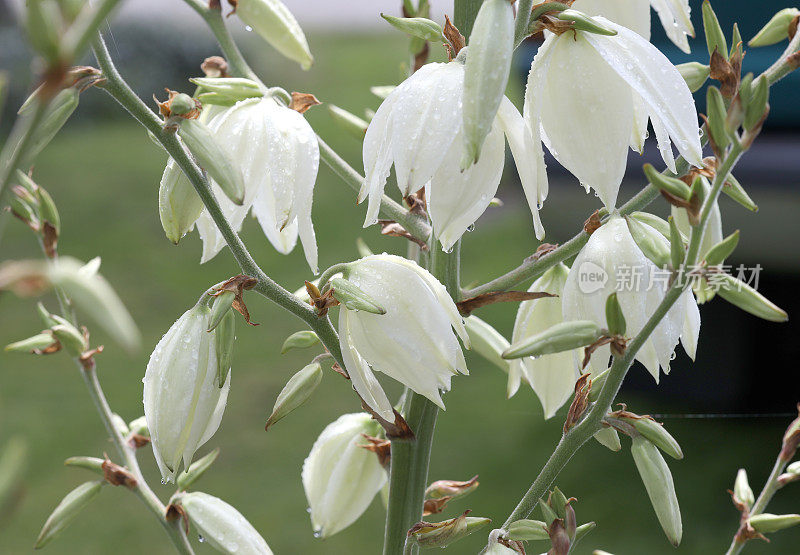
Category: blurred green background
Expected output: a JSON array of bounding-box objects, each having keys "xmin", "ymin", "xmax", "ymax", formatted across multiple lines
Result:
[{"xmin": 2, "ymin": 11, "xmax": 800, "ymax": 555}]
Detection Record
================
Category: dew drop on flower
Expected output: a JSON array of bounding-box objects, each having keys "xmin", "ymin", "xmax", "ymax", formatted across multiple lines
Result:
[{"xmin": 198, "ymin": 534, "xmax": 205, "ymax": 543}]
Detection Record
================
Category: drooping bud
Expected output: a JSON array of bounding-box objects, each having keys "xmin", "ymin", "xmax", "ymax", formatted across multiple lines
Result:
[
  {"xmin": 715, "ymin": 274, "xmax": 788, "ymax": 322},
  {"xmin": 605, "ymin": 293, "xmax": 626, "ymax": 336},
  {"xmin": 626, "ymin": 416, "xmax": 684, "ymax": 460},
  {"xmin": 190, "ymin": 77, "xmax": 264, "ymax": 106},
  {"xmin": 26, "ymin": 88, "xmax": 80, "ymax": 166},
  {"xmin": 158, "ymin": 158, "xmax": 204, "ymax": 244},
  {"xmin": 380, "ymin": 13, "xmax": 443, "ymax": 42},
  {"xmin": 177, "ymin": 118, "xmax": 246, "ymax": 205},
  {"xmin": 743, "ymin": 76, "xmax": 769, "ymax": 132},
  {"xmin": 34, "ymin": 481, "xmax": 104, "ymax": 548},
  {"xmin": 4, "ymin": 333, "xmax": 56, "ymax": 353},
  {"xmin": 176, "ymin": 491, "xmax": 273, "ymax": 553},
  {"xmin": 461, "ymin": 0, "xmax": 514, "ymax": 167},
  {"xmin": 704, "ymin": 230, "xmax": 740, "ymax": 266},
  {"xmin": 643, "ymin": 164, "xmax": 691, "ymax": 200},
  {"xmin": 505, "ymin": 519, "xmax": 550, "ymax": 541},
  {"xmin": 723, "ymin": 173, "xmax": 758, "ymax": 212},
  {"xmin": 329, "ymin": 277, "xmax": 387, "ymax": 314},
  {"xmin": 464, "ymin": 315, "xmax": 511, "ymax": 373},
  {"xmin": 669, "ymin": 216, "xmax": 685, "ymax": 269},
  {"xmin": 176, "ymin": 448, "xmax": 219, "ymax": 491},
  {"xmin": 327, "ymin": 105, "xmax": 369, "ymax": 139},
  {"xmin": 749, "ymin": 8, "xmax": 800, "ymax": 47},
  {"xmin": 630, "ymin": 436, "xmax": 682, "ymax": 546},
  {"xmin": 302, "ymin": 413, "xmax": 387, "ymax": 537},
  {"xmin": 25, "ymin": 0, "xmax": 62, "ymax": 63},
  {"xmin": 676, "ymin": 62, "xmax": 710, "ymax": 93},
  {"xmin": 64, "ymin": 456, "xmax": 105, "ymax": 474},
  {"xmin": 233, "ymin": 0, "xmax": 313, "ymax": 70},
  {"xmin": 702, "ymin": 0, "xmax": 727, "ymax": 58},
  {"xmin": 748, "ymin": 513, "xmax": 800, "ymax": 534},
  {"xmin": 143, "ymin": 302, "xmax": 231, "ymax": 482},
  {"xmin": 50, "ymin": 323, "xmax": 86, "ymax": 357},
  {"xmin": 280, "ymin": 330, "xmax": 320, "ymax": 354},
  {"xmin": 503, "ymin": 321, "xmax": 603, "ymax": 359},
  {"xmin": 706, "ymin": 85, "xmax": 731, "ymax": 151},
  {"xmin": 407, "ymin": 511, "xmax": 492, "ymax": 549},
  {"xmin": 734, "ymin": 468, "xmax": 755, "ymax": 508},
  {"xmin": 556, "ymin": 9, "xmax": 618, "ymax": 35},
  {"xmin": 264, "ymin": 362, "xmax": 322, "ymax": 430}
]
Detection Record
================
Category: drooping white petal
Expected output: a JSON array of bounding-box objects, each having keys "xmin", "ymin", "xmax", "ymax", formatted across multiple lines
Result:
[
  {"xmin": 650, "ymin": 0, "xmax": 694, "ymax": 53},
  {"xmin": 630, "ymin": 92, "xmax": 651, "ymax": 153},
  {"xmin": 511, "ymin": 263, "xmax": 577, "ymax": 418},
  {"xmin": 388, "ymin": 63, "xmax": 463, "ymax": 195},
  {"xmin": 681, "ymin": 288, "xmax": 701, "ymax": 360},
  {"xmin": 532, "ymin": 32, "xmax": 633, "ymax": 209},
  {"xmin": 302, "ymin": 413, "xmax": 387, "ymax": 538},
  {"xmin": 339, "ymin": 308, "xmax": 395, "ymax": 420},
  {"xmin": 582, "ymin": 19, "xmax": 703, "ymax": 169},
  {"xmin": 179, "ymin": 492, "xmax": 273, "ymax": 554},
  {"xmin": 498, "ymin": 96, "xmax": 546, "ymax": 239},
  {"xmin": 361, "ymin": 92, "xmax": 398, "ymax": 227},
  {"xmin": 428, "ymin": 123, "xmax": 505, "ymax": 252}
]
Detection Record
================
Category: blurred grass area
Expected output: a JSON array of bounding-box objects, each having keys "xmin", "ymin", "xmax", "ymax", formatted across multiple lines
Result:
[{"xmin": 0, "ymin": 32, "xmax": 797, "ymax": 554}]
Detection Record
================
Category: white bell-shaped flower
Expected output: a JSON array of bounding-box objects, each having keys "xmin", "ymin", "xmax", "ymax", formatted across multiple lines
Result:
[
  {"xmin": 573, "ymin": 0, "xmax": 694, "ymax": 53},
  {"xmin": 510, "ymin": 263, "xmax": 579, "ymax": 418},
  {"xmin": 143, "ymin": 303, "xmax": 231, "ymax": 482},
  {"xmin": 178, "ymin": 491, "xmax": 273, "ymax": 554},
  {"xmin": 338, "ymin": 254, "xmax": 470, "ymax": 419},
  {"xmin": 562, "ymin": 216, "xmax": 700, "ymax": 381},
  {"xmin": 195, "ymin": 96, "xmax": 319, "ymax": 272},
  {"xmin": 525, "ymin": 18, "xmax": 703, "ymax": 210},
  {"xmin": 302, "ymin": 413, "xmax": 387, "ymax": 538},
  {"xmin": 361, "ymin": 56, "xmax": 547, "ymax": 251}
]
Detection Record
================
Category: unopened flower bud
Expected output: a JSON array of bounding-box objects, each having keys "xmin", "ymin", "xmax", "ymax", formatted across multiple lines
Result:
[
  {"xmin": 64, "ymin": 456, "xmax": 105, "ymax": 474},
  {"xmin": 176, "ymin": 448, "xmax": 219, "ymax": 491},
  {"xmin": 716, "ymin": 274, "xmax": 788, "ymax": 322},
  {"xmin": 744, "ymin": 76, "xmax": 769, "ymax": 132},
  {"xmin": 26, "ymin": 88, "xmax": 80, "ymax": 166},
  {"xmin": 214, "ymin": 309, "xmax": 235, "ymax": 389},
  {"xmin": 676, "ymin": 62, "xmax": 710, "ymax": 93},
  {"xmin": 36, "ymin": 302, "xmax": 57, "ymax": 328},
  {"xmin": 556, "ymin": 9, "xmax": 618, "ymax": 35},
  {"xmin": 34, "ymin": 481, "xmax": 104, "ymax": 548},
  {"xmin": 625, "ymin": 215, "xmax": 672, "ymax": 269},
  {"xmin": 176, "ymin": 491, "xmax": 273, "ymax": 553},
  {"xmin": 264, "ymin": 361, "xmax": 322, "ymax": 430},
  {"xmin": 425, "ymin": 475, "xmax": 479, "ymax": 500},
  {"xmin": 723, "ymin": 173, "xmax": 758, "ymax": 211},
  {"xmin": 505, "ymin": 519, "xmax": 549, "ymax": 541},
  {"xmin": 407, "ymin": 511, "xmax": 491, "ymax": 549},
  {"xmin": 25, "ymin": 0, "xmax": 62, "ymax": 63},
  {"xmin": 749, "ymin": 8, "xmax": 800, "ymax": 47},
  {"xmin": 668, "ymin": 216, "xmax": 685, "ymax": 269},
  {"xmin": 788, "ymin": 461, "xmax": 800, "ymax": 474},
  {"xmin": 704, "ymin": 230, "xmax": 739, "ymax": 267},
  {"xmin": 538, "ymin": 498, "xmax": 558, "ymax": 526},
  {"xmin": 702, "ymin": 0, "xmax": 727, "ymax": 58},
  {"xmin": 233, "ymin": 0, "xmax": 313, "ymax": 70},
  {"xmin": 503, "ymin": 320, "xmax": 602, "ymax": 359},
  {"xmin": 127, "ymin": 416, "xmax": 149, "ymax": 437},
  {"xmin": 643, "ymin": 164, "xmax": 692, "ymax": 200},
  {"xmin": 734, "ymin": 468, "xmax": 755, "ymax": 507},
  {"xmin": 143, "ymin": 303, "xmax": 231, "ymax": 482},
  {"xmin": 4, "ymin": 333, "xmax": 55, "ymax": 353},
  {"xmin": 329, "ymin": 278, "xmax": 385, "ymax": 315},
  {"xmin": 626, "ymin": 416, "xmax": 683, "ymax": 460},
  {"xmin": 191, "ymin": 77, "xmax": 264, "ymax": 107},
  {"xmin": 706, "ymin": 85, "xmax": 731, "ymax": 150},
  {"xmin": 748, "ymin": 513, "xmax": 800, "ymax": 534},
  {"xmin": 50, "ymin": 323, "xmax": 86, "ymax": 356},
  {"xmin": 594, "ymin": 426, "xmax": 621, "ymax": 451},
  {"xmin": 605, "ymin": 293, "xmax": 626, "ymax": 336},
  {"xmin": 177, "ymin": 118, "xmax": 246, "ymax": 206},
  {"xmin": 158, "ymin": 159, "xmax": 204, "ymax": 244},
  {"xmin": 549, "ymin": 487, "xmax": 569, "ymax": 519},
  {"xmin": 631, "ymin": 436, "xmax": 682, "ymax": 546},
  {"xmin": 302, "ymin": 413, "xmax": 386, "ymax": 537},
  {"xmin": 462, "ymin": 0, "xmax": 514, "ymax": 167},
  {"xmin": 207, "ymin": 290, "xmax": 235, "ymax": 332},
  {"xmin": 380, "ymin": 13, "xmax": 443, "ymax": 42},
  {"xmin": 280, "ymin": 330, "xmax": 320, "ymax": 354}
]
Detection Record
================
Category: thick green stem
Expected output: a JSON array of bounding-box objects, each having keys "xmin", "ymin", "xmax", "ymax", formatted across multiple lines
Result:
[{"xmin": 513, "ymin": 0, "xmax": 535, "ymax": 48}]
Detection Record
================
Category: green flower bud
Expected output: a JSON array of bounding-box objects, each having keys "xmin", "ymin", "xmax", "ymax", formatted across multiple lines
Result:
[
  {"xmin": 575, "ymin": 521, "xmax": 597, "ymax": 543},
  {"xmin": 34, "ymin": 481, "xmax": 104, "ymax": 548},
  {"xmin": 177, "ymin": 119, "xmax": 245, "ymax": 205},
  {"xmin": 330, "ymin": 277, "xmax": 387, "ymax": 314},
  {"xmin": 280, "ymin": 330, "xmax": 320, "ymax": 354},
  {"xmin": 36, "ymin": 302, "xmax": 57, "ymax": 328},
  {"xmin": 605, "ymin": 293, "xmax": 626, "ymax": 336},
  {"xmin": 50, "ymin": 323, "xmax": 86, "ymax": 356},
  {"xmin": 716, "ymin": 273, "xmax": 788, "ymax": 322},
  {"xmin": 676, "ymin": 62, "xmax": 710, "ymax": 93},
  {"xmin": 748, "ymin": 513, "xmax": 800, "ymax": 533},
  {"xmin": 538, "ymin": 498, "xmax": 558, "ymax": 526},
  {"xmin": 702, "ymin": 0, "xmax": 727, "ymax": 58},
  {"xmin": 176, "ymin": 448, "xmax": 219, "ymax": 491},
  {"xmin": 64, "ymin": 456, "xmax": 105, "ymax": 475},
  {"xmin": 631, "ymin": 436, "xmax": 682, "ymax": 546},
  {"xmin": 643, "ymin": 163, "xmax": 691, "ymax": 200},
  {"xmin": 169, "ymin": 93, "xmax": 197, "ymax": 116},
  {"xmin": 588, "ymin": 369, "xmax": 608, "ymax": 403},
  {"xmin": 628, "ymin": 417, "xmax": 683, "ymax": 460},
  {"xmin": 503, "ymin": 320, "xmax": 603, "ymax": 359},
  {"xmin": 723, "ymin": 173, "xmax": 758, "ymax": 212},
  {"xmin": 630, "ymin": 212, "xmax": 672, "ymax": 240},
  {"xmin": 4, "ymin": 333, "xmax": 55, "ymax": 353},
  {"xmin": 706, "ymin": 86, "xmax": 730, "ymax": 150},
  {"xmin": 626, "ymin": 216, "xmax": 672, "ymax": 269},
  {"xmin": 190, "ymin": 77, "xmax": 264, "ymax": 106},
  {"xmin": 234, "ymin": 0, "xmax": 313, "ymax": 70},
  {"xmin": 26, "ymin": 88, "xmax": 79, "ymax": 166},
  {"xmin": 704, "ymin": 230, "xmax": 739, "ymax": 267},
  {"xmin": 505, "ymin": 519, "xmax": 550, "ymax": 541},
  {"xmin": 158, "ymin": 159, "xmax": 204, "ymax": 244},
  {"xmin": 749, "ymin": 8, "xmax": 800, "ymax": 47},
  {"xmin": 669, "ymin": 216, "xmax": 685, "ymax": 269},
  {"xmin": 464, "ymin": 315, "xmax": 511, "ymax": 373},
  {"xmin": 128, "ymin": 416, "xmax": 149, "ymax": 437},
  {"xmin": 734, "ymin": 468, "xmax": 754, "ymax": 507},
  {"xmin": 550, "ymin": 487, "xmax": 569, "ymax": 519},
  {"xmin": 462, "ymin": 0, "xmax": 514, "ymax": 167},
  {"xmin": 787, "ymin": 461, "xmax": 800, "ymax": 474},
  {"xmin": 327, "ymin": 105, "xmax": 369, "ymax": 140},
  {"xmin": 264, "ymin": 362, "xmax": 322, "ymax": 430},
  {"xmin": 556, "ymin": 9, "xmax": 618, "ymax": 35},
  {"xmin": 207, "ymin": 290, "xmax": 235, "ymax": 332},
  {"xmin": 744, "ymin": 76, "xmax": 769, "ymax": 132},
  {"xmin": 215, "ymin": 309, "xmax": 236, "ymax": 388},
  {"xmin": 380, "ymin": 13, "xmax": 443, "ymax": 42},
  {"xmin": 408, "ymin": 512, "xmax": 492, "ymax": 549},
  {"xmin": 594, "ymin": 426, "xmax": 621, "ymax": 452},
  {"xmin": 25, "ymin": 0, "xmax": 62, "ymax": 63},
  {"xmin": 35, "ymin": 185, "xmax": 60, "ymax": 234}
]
